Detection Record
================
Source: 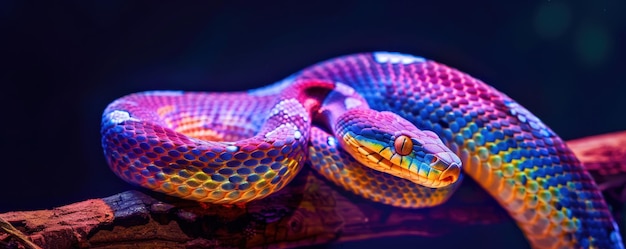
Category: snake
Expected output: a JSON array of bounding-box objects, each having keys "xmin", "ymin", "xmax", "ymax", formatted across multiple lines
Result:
[{"xmin": 101, "ymin": 52, "xmax": 623, "ymax": 248}]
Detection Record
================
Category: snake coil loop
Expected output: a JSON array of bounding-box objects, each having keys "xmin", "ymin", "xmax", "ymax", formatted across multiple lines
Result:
[{"xmin": 102, "ymin": 52, "xmax": 623, "ymax": 248}]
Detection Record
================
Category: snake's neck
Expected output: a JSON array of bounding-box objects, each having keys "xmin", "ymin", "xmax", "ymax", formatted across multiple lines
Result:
[{"xmin": 314, "ymin": 82, "xmax": 370, "ymax": 135}]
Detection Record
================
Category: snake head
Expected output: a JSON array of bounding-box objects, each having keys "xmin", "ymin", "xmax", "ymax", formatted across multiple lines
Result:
[{"xmin": 336, "ymin": 109, "xmax": 461, "ymax": 188}]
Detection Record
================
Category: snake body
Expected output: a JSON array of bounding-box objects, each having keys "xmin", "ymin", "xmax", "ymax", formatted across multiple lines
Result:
[{"xmin": 102, "ymin": 52, "xmax": 623, "ymax": 248}]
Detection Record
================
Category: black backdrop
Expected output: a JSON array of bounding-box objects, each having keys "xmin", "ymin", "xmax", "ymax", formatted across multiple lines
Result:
[{"xmin": 1, "ymin": 1, "xmax": 625, "ymax": 248}]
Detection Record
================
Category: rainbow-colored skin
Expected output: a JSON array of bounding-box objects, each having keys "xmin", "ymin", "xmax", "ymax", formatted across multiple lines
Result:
[{"xmin": 102, "ymin": 52, "xmax": 623, "ymax": 248}]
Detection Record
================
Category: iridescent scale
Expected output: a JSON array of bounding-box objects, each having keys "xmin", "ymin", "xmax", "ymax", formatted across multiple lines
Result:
[
  {"xmin": 101, "ymin": 52, "xmax": 623, "ymax": 248},
  {"xmin": 294, "ymin": 52, "xmax": 622, "ymax": 248}
]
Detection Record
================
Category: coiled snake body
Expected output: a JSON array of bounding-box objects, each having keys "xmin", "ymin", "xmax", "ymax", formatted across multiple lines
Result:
[{"xmin": 102, "ymin": 52, "xmax": 623, "ymax": 248}]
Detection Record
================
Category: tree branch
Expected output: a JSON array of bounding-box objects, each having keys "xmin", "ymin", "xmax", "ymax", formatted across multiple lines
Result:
[{"xmin": 2, "ymin": 131, "xmax": 625, "ymax": 249}]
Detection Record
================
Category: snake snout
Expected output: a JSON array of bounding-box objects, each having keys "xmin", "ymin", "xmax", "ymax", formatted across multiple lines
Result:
[
  {"xmin": 429, "ymin": 152, "xmax": 462, "ymax": 185},
  {"xmin": 438, "ymin": 162, "xmax": 460, "ymax": 184}
]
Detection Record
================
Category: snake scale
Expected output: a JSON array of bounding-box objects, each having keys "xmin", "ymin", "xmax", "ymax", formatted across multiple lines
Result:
[{"xmin": 101, "ymin": 52, "xmax": 623, "ymax": 248}]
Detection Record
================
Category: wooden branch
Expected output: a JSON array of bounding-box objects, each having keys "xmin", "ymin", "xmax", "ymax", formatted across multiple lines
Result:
[
  {"xmin": 567, "ymin": 130, "xmax": 626, "ymax": 175},
  {"xmin": 2, "ymin": 131, "xmax": 626, "ymax": 249}
]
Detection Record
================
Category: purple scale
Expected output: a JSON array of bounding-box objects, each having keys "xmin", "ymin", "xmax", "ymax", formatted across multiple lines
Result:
[{"xmin": 99, "ymin": 52, "xmax": 621, "ymax": 248}]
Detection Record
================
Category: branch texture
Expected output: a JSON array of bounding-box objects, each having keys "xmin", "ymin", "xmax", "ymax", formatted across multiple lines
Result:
[{"xmin": 2, "ymin": 131, "xmax": 625, "ymax": 249}]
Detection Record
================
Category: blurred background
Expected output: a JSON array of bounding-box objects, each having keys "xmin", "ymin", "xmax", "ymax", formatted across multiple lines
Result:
[{"xmin": 1, "ymin": 1, "xmax": 625, "ymax": 248}]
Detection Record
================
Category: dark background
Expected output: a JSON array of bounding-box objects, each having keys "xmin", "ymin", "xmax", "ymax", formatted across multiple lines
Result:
[{"xmin": 1, "ymin": 1, "xmax": 625, "ymax": 248}]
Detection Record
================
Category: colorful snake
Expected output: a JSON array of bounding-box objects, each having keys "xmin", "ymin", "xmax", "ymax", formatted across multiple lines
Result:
[{"xmin": 101, "ymin": 52, "xmax": 623, "ymax": 248}]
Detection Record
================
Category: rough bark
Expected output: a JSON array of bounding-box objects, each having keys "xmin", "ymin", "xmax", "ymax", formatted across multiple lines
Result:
[{"xmin": 2, "ymin": 131, "xmax": 625, "ymax": 249}]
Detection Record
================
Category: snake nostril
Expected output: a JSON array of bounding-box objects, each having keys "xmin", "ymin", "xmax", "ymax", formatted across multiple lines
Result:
[{"xmin": 429, "ymin": 156, "xmax": 449, "ymax": 171}]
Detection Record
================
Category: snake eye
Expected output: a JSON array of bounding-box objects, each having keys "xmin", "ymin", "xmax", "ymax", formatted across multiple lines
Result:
[{"xmin": 393, "ymin": 135, "xmax": 413, "ymax": 156}]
